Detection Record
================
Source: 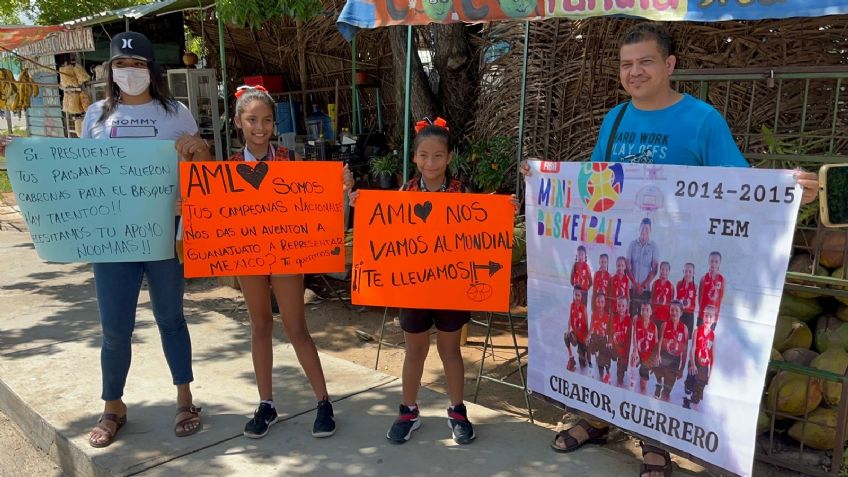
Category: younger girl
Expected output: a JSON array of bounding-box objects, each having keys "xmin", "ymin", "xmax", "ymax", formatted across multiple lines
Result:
[
  {"xmin": 588, "ymin": 293, "xmax": 611, "ymax": 383},
  {"xmin": 654, "ymin": 301, "xmax": 688, "ymax": 401},
  {"xmin": 632, "ymin": 301, "xmax": 659, "ymax": 395},
  {"xmin": 230, "ymin": 85, "xmax": 350, "ymax": 439},
  {"xmin": 565, "ymin": 287, "xmax": 589, "ymax": 372},
  {"xmin": 349, "ymin": 117, "xmax": 507, "ymax": 445}
]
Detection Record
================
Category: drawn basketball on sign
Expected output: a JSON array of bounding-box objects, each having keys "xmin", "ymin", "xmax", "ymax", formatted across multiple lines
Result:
[
  {"xmin": 578, "ymin": 162, "xmax": 624, "ymax": 212},
  {"xmin": 465, "ymin": 260, "xmax": 503, "ymax": 302}
]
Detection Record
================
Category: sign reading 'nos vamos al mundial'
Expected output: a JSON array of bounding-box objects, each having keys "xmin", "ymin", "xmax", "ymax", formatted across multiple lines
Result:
[{"xmin": 525, "ymin": 161, "xmax": 800, "ymax": 477}]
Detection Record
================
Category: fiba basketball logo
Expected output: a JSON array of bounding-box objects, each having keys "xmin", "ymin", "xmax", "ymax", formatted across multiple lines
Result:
[{"xmin": 577, "ymin": 163, "xmax": 624, "ymax": 212}]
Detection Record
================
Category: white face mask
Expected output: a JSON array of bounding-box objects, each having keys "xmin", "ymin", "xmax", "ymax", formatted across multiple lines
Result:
[{"xmin": 112, "ymin": 67, "xmax": 150, "ymax": 96}]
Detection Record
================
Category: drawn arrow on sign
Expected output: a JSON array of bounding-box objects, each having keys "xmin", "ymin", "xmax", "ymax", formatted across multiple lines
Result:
[{"xmin": 473, "ymin": 260, "xmax": 502, "ymax": 278}]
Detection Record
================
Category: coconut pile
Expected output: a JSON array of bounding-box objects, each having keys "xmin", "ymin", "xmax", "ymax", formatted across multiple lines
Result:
[{"xmin": 763, "ymin": 236, "xmax": 848, "ymax": 458}]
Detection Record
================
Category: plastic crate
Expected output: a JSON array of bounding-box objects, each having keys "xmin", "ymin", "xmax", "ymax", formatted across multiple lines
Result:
[{"xmin": 303, "ymin": 143, "xmax": 341, "ymax": 161}]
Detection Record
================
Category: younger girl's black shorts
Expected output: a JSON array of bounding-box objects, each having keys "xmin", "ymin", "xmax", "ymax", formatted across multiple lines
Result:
[{"xmin": 399, "ymin": 308, "xmax": 471, "ymax": 334}]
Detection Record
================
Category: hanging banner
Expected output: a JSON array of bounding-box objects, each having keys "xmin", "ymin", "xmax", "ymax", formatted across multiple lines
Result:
[
  {"xmin": 17, "ymin": 28, "xmax": 94, "ymax": 57},
  {"xmin": 525, "ymin": 161, "xmax": 800, "ymax": 477},
  {"xmin": 351, "ymin": 190, "xmax": 514, "ymax": 311},
  {"xmin": 6, "ymin": 137, "xmax": 178, "ymax": 262},
  {"xmin": 179, "ymin": 161, "xmax": 345, "ymax": 277},
  {"xmin": 337, "ymin": 0, "xmax": 848, "ymax": 38}
]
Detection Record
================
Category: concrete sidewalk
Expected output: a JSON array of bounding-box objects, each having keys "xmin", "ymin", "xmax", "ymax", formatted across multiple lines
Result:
[{"xmin": 0, "ymin": 229, "xmax": 640, "ymax": 477}]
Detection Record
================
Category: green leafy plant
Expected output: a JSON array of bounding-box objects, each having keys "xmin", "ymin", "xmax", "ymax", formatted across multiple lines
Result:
[
  {"xmin": 185, "ymin": 26, "xmax": 208, "ymax": 60},
  {"xmin": 370, "ymin": 154, "xmax": 401, "ymax": 176},
  {"xmin": 449, "ymin": 149, "xmax": 473, "ymax": 184},
  {"xmin": 470, "ymin": 136, "xmax": 516, "ymax": 193},
  {"xmin": 760, "ymin": 125, "xmax": 819, "ymax": 226},
  {"xmin": 217, "ymin": 0, "xmax": 323, "ymax": 29},
  {"xmin": 512, "ymin": 216, "xmax": 526, "ymax": 264}
]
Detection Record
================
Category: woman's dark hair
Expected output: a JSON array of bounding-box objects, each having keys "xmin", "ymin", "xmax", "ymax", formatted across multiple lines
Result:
[
  {"xmin": 234, "ymin": 86, "xmax": 276, "ymax": 121},
  {"xmin": 621, "ymin": 22, "xmax": 676, "ymax": 58},
  {"xmin": 97, "ymin": 60, "xmax": 178, "ymax": 123},
  {"xmin": 413, "ymin": 123, "xmax": 453, "ymax": 153}
]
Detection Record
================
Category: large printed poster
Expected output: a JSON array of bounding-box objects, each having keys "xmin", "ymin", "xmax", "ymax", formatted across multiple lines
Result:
[{"xmin": 525, "ymin": 161, "xmax": 801, "ymax": 477}]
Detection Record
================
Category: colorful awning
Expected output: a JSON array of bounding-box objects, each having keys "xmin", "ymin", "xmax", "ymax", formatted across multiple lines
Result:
[
  {"xmin": 337, "ymin": 0, "xmax": 848, "ymax": 39},
  {"xmin": 0, "ymin": 25, "xmax": 67, "ymax": 51}
]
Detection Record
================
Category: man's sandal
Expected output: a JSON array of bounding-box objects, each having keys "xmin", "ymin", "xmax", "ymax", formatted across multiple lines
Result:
[
  {"xmin": 88, "ymin": 413, "xmax": 127, "ymax": 448},
  {"xmin": 550, "ymin": 419, "xmax": 609, "ymax": 453},
  {"xmin": 174, "ymin": 405, "xmax": 202, "ymax": 437},
  {"xmin": 640, "ymin": 441, "xmax": 673, "ymax": 477}
]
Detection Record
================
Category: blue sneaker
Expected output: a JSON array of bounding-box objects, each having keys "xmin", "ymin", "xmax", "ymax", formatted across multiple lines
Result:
[
  {"xmin": 447, "ymin": 403, "xmax": 476, "ymax": 444},
  {"xmin": 386, "ymin": 404, "xmax": 421, "ymax": 444},
  {"xmin": 312, "ymin": 399, "xmax": 336, "ymax": 437}
]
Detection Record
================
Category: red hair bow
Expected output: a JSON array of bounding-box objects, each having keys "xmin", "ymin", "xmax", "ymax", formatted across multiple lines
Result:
[
  {"xmin": 414, "ymin": 116, "xmax": 449, "ymax": 133},
  {"xmin": 234, "ymin": 84, "xmax": 269, "ymax": 99}
]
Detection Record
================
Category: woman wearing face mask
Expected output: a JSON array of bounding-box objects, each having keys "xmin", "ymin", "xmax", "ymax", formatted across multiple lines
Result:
[{"xmin": 80, "ymin": 31, "xmax": 210, "ymax": 448}]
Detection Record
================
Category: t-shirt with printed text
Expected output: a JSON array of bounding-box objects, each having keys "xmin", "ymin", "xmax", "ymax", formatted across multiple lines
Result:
[
  {"xmin": 81, "ymin": 99, "xmax": 198, "ymax": 140},
  {"xmin": 590, "ymin": 94, "xmax": 748, "ymax": 167}
]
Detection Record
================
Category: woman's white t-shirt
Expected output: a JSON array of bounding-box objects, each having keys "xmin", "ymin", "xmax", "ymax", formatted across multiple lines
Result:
[{"xmin": 81, "ymin": 99, "xmax": 198, "ymax": 140}]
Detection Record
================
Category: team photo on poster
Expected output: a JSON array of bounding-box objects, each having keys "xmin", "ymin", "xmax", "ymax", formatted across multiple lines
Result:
[{"xmin": 563, "ymin": 241, "xmax": 723, "ymax": 411}]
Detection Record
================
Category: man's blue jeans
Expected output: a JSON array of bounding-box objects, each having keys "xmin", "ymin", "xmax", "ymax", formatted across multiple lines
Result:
[{"xmin": 93, "ymin": 258, "xmax": 193, "ymax": 401}]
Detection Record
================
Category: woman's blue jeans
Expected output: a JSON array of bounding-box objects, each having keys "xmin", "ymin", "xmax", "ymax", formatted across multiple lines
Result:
[{"xmin": 93, "ymin": 257, "xmax": 193, "ymax": 401}]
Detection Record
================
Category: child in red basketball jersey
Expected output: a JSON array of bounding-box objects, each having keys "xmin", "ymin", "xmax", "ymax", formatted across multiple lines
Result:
[
  {"xmin": 676, "ymin": 262, "xmax": 697, "ymax": 337},
  {"xmin": 566, "ymin": 287, "xmax": 590, "ymax": 371},
  {"xmin": 610, "ymin": 256, "xmax": 630, "ymax": 304},
  {"xmin": 609, "ymin": 296, "xmax": 633, "ymax": 387},
  {"xmin": 698, "ymin": 252, "xmax": 725, "ymax": 327},
  {"xmin": 592, "ymin": 254, "xmax": 612, "ymax": 311},
  {"xmin": 632, "ymin": 301, "xmax": 659, "ymax": 395},
  {"xmin": 654, "ymin": 301, "xmax": 689, "ymax": 401},
  {"xmin": 571, "ymin": 245, "xmax": 592, "ymax": 293},
  {"xmin": 651, "ymin": 261, "xmax": 673, "ymax": 326},
  {"xmin": 684, "ymin": 306, "xmax": 716, "ymax": 410},
  {"xmin": 588, "ymin": 293, "xmax": 612, "ymax": 383}
]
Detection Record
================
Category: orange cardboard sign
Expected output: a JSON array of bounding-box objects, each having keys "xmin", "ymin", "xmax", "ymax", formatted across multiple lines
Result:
[
  {"xmin": 351, "ymin": 190, "xmax": 514, "ymax": 312},
  {"xmin": 179, "ymin": 161, "xmax": 345, "ymax": 277}
]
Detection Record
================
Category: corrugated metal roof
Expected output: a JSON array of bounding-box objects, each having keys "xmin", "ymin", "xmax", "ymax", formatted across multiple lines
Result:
[{"xmin": 63, "ymin": 0, "xmax": 213, "ymax": 28}]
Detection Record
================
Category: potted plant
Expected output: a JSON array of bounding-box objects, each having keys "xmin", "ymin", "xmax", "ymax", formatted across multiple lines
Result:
[{"xmin": 370, "ymin": 154, "xmax": 400, "ymax": 189}]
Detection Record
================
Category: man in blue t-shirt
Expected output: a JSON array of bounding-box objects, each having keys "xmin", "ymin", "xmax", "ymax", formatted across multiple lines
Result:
[{"xmin": 524, "ymin": 22, "xmax": 819, "ymax": 477}]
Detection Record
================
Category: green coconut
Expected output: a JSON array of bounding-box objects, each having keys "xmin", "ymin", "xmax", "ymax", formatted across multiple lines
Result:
[
  {"xmin": 810, "ymin": 347, "xmax": 848, "ymax": 407},
  {"xmin": 815, "ymin": 315, "xmax": 848, "ymax": 353},
  {"xmin": 787, "ymin": 254, "xmax": 831, "ymax": 298},
  {"xmin": 788, "ymin": 407, "xmax": 845, "ymax": 450},
  {"xmin": 757, "ymin": 410, "xmax": 772, "ymax": 435},
  {"xmin": 833, "ymin": 267, "xmax": 848, "ymax": 306},
  {"xmin": 771, "ymin": 348, "xmax": 784, "ymax": 361},
  {"xmin": 767, "ymin": 371, "xmax": 822, "ymax": 416},
  {"xmin": 778, "ymin": 294, "xmax": 824, "ymax": 321},
  {"xmin": 837, "ymin": 304, "xmax": 848, "ymax": 322},
  {"xmin": 772, "ymin": 316, "xmax": 813, "ymax": 352},
  {"xmin": 782, "ymin": 348, "xmax": 820, "ymax": 367}
]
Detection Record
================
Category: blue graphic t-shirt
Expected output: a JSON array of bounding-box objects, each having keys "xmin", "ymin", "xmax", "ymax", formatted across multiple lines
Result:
[{"xmin": 590, "ymin": 94, "xmax": 748, "ymax": 168}]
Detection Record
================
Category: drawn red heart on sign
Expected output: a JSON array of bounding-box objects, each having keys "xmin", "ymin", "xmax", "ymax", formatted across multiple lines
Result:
[{"xmin": 236, "ymin": 162, "xmax": 269, "ymax": 190}]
